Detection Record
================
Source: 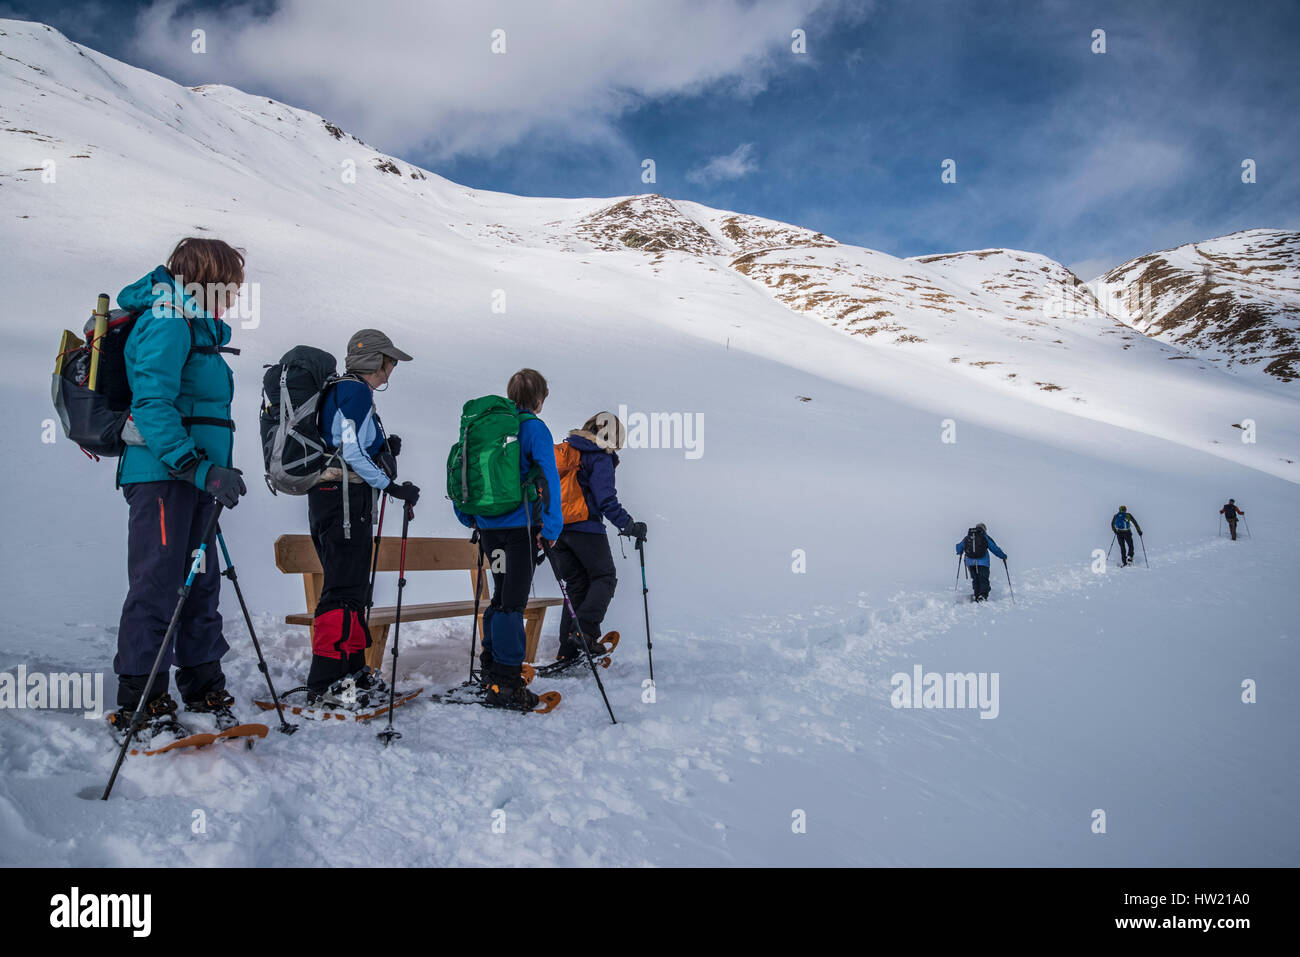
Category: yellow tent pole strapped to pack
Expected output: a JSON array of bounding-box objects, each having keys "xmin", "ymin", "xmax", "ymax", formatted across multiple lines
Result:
[{"xmin": 86, "ymin": 293, "xmax": 110, "ymax": 390}]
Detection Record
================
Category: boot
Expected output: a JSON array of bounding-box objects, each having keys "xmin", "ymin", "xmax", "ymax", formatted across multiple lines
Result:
[
  {"xmin": 183, "ymin": 688, "xmax": 239, "ymax": 730},
  {"xmin": 108, "ymin": 692, "xmax": 189, "ymax": 746},
  {"xmin": 556, "ymin": 627, "xmax": 606, "ymax": 663},
  {"xmin": 475, "ymin": 649, "xmax": 495, "ymax": 688},
  {"xmin": 483, "ymin": 665, "xmax": 540, "ymax": 712}
]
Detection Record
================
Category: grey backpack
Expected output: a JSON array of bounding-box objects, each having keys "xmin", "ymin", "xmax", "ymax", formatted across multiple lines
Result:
[{"xmin": 259, "ymin": 346, "xmax": 340, "ymax": 495}]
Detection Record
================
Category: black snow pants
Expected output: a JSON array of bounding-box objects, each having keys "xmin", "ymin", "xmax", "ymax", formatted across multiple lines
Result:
[
  {"xmin": 1116, "ymin": 529, "xmax": 1135, "ymax": 564},
  {"xmin": 115, "ymin": 480, "xmax": 229, "ymax": 708},
  {"xmin": 305, "ymin": 480, "xmax": 375, "ymax": 692},
  {"xmin": 478, "ymin": 526, "xmax": 538, "ymax": 677},
  {"xmin": 549, "ymin": 529, "xmax": 618, "ymax": 649}
]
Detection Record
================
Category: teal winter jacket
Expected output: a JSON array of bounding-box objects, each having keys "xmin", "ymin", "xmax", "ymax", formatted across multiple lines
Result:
[{"xmin": 115, "ymin": 266, "xmax": 236, "ymax": 489}]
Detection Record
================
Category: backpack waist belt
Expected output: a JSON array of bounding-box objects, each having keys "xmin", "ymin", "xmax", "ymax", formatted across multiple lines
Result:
[{"xmin": 181, "ymin": 416, "xmax": 236, "ymax": 431}]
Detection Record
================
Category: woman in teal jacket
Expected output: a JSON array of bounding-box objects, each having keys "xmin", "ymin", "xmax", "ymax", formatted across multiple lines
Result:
[{"xmin": 109, "ymin": 238, "xmax": 249, "ymax": 740}]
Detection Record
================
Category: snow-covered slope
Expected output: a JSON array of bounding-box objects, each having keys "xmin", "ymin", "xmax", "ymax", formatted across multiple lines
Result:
[
  {"xmin": 1091, "ymin": 228, "xmax": 1300, "ymax": 383},
  {"xmin": 1, "ymin": 20, "xmax": 1298, "ymax": 867}
]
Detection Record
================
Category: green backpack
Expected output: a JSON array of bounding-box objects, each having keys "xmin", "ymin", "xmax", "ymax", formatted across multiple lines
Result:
[{"xmin": 447, "ymin": 395, "xmax": 540, "ymax": 517}]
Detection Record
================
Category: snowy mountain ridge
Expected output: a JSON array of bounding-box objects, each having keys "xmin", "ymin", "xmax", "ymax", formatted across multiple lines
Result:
[{"xmin": 1091, "ymin": 228, "xmax": 1300, "ymax": 383}]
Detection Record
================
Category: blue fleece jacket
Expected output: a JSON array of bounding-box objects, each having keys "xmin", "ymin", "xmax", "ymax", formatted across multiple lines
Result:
[
  {"xmin": 956, "ymin": 532, "xmax": 1007, "ymax": 567},
  {"xmin": 454, "ymin": 412, "xmax": 562, "ymax": 540}
]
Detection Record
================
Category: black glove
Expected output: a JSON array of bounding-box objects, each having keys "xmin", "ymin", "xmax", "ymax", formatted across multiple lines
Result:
[
  {"xmin": 387, "ymin": 481, "xmax": 420, "ymax": 504},
  {"xmin": 386, "ymin": 435, "xmax": 401, "ymax": 457},
  {"xmin": 622, "ymin": 520, "xmax": 647, "ymax": 543},
  {"xmin": 204, "ymin": 465, "xmax": 247, "ymax": 509}
]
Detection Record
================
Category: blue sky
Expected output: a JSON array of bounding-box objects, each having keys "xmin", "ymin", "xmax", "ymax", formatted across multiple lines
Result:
[{"xmin": 3, "ymin": 0, "xmax": 1297, "ymax": 277}]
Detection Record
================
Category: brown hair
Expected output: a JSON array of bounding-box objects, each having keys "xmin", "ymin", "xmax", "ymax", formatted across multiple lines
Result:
[
  {"xmin": 507, "ymin": 368, "xmax": 549, "ymax": 411},
  {"xmin": 167, "ymin": 237, "xmax": 245, "ymax": 288}
]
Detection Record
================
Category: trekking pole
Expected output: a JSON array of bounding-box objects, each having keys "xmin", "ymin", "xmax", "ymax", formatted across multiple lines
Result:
[
  {"xmin": 1218, "ymin": 515, "xmax": 1223, "ymax": 538},
  {"xmin": 1107, "ymin": 532, "xmax": 1116, "ymax": 564},
  {"xmin": 544, "ymin": 541, "xmax": 617, "ymax": 725},
  {"xmin": 216, "ymin": 527, "xmax": 295, "ymax": 735},
  {"xmin": 1138, "ymin": 534, "xmax": 1149, "ymax": 568},
  {"xmin": 467, "ymin": 528, "xmax": 484, "ymax": 685},
  {"xmin": 1002, "ymin": 558, "xmax": 1016, "ymax": 604},
  {"xmin": 364, "ymin": 492, "xmax": 387, "ymax": 633},
  {"xmin": 103, "ymin": 503, "xmax": 224, "ymax": 799},
  {"xmin": 636, "ymin": 538, "xmax": 654, "ymax": 684},
  {"xmin": 1243, "ymin": 517, "xmax": 1253, "ymax": 539},
  {"xmin": 377, "ymin": 503, "xmax": 412, "ymax": 746},
  {"xmin": 954, "ymin": 554, "xmax": 962, "ymax": 592}
]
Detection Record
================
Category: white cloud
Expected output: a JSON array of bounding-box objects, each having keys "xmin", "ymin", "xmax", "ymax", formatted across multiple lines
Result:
[
  {"xmin": 686, "ymin": 142, "xmax": 758, "ymax": 185},
  {"xmin": 130, "ymin": 0, "xmax": 841, "ymax": 160}
]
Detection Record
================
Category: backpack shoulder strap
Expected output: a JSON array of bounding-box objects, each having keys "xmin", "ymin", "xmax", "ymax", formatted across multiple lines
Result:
[{"xmin": 316, "ymin": 373, "xmax": 366, "ymax": 448}]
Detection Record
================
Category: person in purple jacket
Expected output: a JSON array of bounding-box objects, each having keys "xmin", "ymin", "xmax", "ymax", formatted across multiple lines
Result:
[{"xmin": 549, "ymin": 412, "xmax": 646, "ymax": 664}]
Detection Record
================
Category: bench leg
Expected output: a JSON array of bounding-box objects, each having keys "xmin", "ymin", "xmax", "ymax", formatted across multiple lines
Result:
[
  {"xmin": 366, "ymin": 624, "xmax": 391, "ymax": 673},
  {"xmin": 523, "ymin": 610, "xmax": 544, "ymax": 665}
]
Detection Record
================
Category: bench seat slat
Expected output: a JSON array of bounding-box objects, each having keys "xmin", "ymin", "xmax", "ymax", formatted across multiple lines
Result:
[{"xmin": 284, "ymin": 596, "xmax": 562, "ymax": 626}]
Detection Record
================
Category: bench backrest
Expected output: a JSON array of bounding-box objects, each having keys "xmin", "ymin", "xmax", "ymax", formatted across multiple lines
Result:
[
  {"xmin": 275, "ymin": 535, "xmax": 480, "ymax": 574},
  {"xmin": 274, "ymin": 534, "xmax": 487, "ymax": 612}
]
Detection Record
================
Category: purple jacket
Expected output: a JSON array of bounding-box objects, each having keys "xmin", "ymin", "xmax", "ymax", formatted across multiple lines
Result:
[{"xmin": 563, "ymin": 432, "xmax": 632, "ymax": 535}]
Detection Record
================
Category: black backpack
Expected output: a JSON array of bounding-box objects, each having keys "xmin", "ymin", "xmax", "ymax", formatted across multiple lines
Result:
[
  {"xmin": 964, "ymin": 527, "xmax": 988, "ymax": 559},
  {"xmin": 52, "ymin": 298, "xmax": 237, "ymax": 458},
  {"xmin": 1223, "ymin": 503, "xmax": 1238, "ymax": 520},
  {"xmin": 259, "ymin": 346, "xmax": 340, "ymax": 494}
]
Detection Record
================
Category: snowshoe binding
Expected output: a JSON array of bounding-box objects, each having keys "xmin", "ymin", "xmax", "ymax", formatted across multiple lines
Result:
[
  {"xmin": 183, "ymin": 688, "xmax": 240, "ymax": 731},
  {"xmin": 535, "ymin": 631, "xmax": 619, "ymax": 678},
  {"xmin": 306, "ymin": 676, "xmax": 373, "ymax": 712},
  {"xmin": 107, "ymin": 693, "xmax": 190, "ymax": 748}
]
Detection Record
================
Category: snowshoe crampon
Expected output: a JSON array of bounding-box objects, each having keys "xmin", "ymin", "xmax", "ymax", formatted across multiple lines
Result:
[
  {"xmin": 252, "ymin": 686, "xmax": 424, "ymax": 722},
  {"xmin": 428, "ymin": 685, "xmax": 560, "ymax": 714},
  {"xmin": 533, "ymin": 631, "xmax": 619, "ymax": 679}
]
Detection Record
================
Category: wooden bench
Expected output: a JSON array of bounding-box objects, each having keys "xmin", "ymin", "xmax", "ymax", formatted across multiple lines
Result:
[{"xmin": 273, "ymin": 535, "xmax": 563, "ymax": 671}]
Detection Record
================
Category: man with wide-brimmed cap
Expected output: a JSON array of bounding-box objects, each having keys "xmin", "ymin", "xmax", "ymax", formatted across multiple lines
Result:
[{"xmin": 306, "ymin": 329, "xmax": 420, "ymax": 706}]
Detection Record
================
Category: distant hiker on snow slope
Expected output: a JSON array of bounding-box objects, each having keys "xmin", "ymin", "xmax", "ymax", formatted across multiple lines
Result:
[
  {"xmin": 956, "ymin": 523, "xmax": 1007, "ymax": 602},
  {"xmin": 110, "ymin": 238, "xmax": 248, "ymax": 740},
  {"xmin": 452, "ymin": 369, "xmax": 562, "ymax": 711},
  {"xmin": 549, "ymin": 412, "xmax": 647, "ymax": 665},
  {"xmin": 1221, "ymin": 499, "xmax": 1244, "ymax": 540},
  {"xmin": 306, "ymin": 330, "xmax": 419, "ymax": 707},
  {"xmin": 1111, "ymin": 506, "xmax": 1143, "ymax": 567}
]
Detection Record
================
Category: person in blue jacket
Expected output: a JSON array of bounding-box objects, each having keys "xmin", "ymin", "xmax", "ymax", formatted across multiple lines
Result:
[
  {"xmin": 955, "ymin": 523, "xmax": 1007, "ymax": 602},
  {"xmin": 109, "ymin": 238, "xmax": 249, "ymax": 738},
  {"xmin": 549, "ymin": 412, "xmax": 646, "ymax": 664},
  {"xmin": 1111, "ymin": 506, "xmax": 1143, "ymax": 567},
  {"xmin": 454, "ymin": 369, "xmax": 561, "ymax": 710},
  {"xmin": 306, "ymin": 330, "xmax": 419, "ymax": 705}
]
